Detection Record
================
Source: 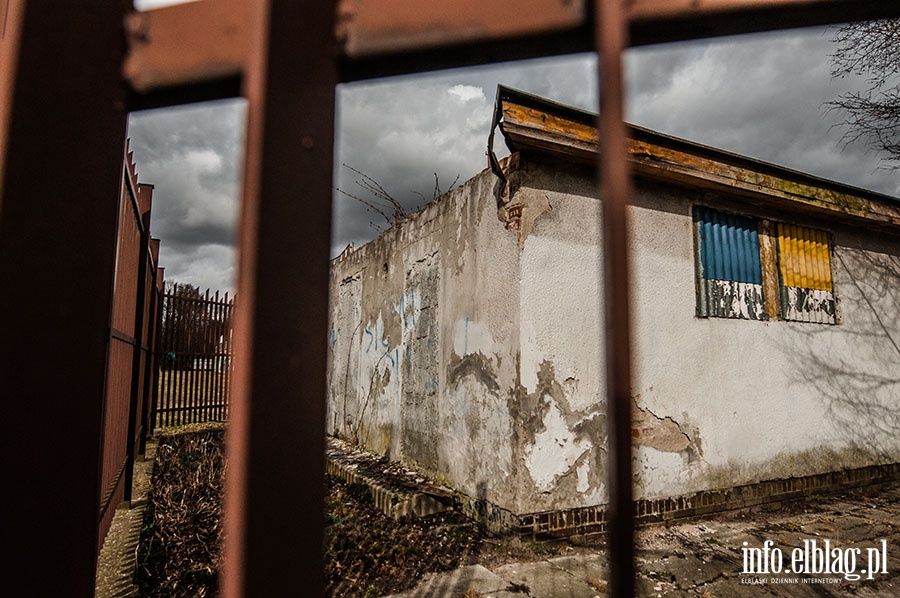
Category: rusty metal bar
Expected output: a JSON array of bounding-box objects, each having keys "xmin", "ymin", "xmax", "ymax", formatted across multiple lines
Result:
[
  {"xmin": 0, "ymin": 0, "xmax": 23, "ymax": 211},
  {"xmin": 628, "ymin": 0, "xmax": 900, "ymax": 46},
  {"xmin": 0, "ymin": 0, "xmax": 131, "ymax": 594},
  {"xmin": 222, "ymin": 0, "xmax": 336, "ymax": 595},
  {"xmin": 122, "ymin": 1, "xmax": 900, "ymax": 92},
  {"xmin": 337, "ymin": 0, "xmax": 591, "ymax": 81},
  {"xmin": 597, "ymin": 1, "xmax": 635, "ymax": 596},
  {"xmin": 124, "ymin": 0, "xmax": 246, "ymax": 110},
  {"xmin": 335, "ymin": 0, "xmax": 900, "ymax": 81}
]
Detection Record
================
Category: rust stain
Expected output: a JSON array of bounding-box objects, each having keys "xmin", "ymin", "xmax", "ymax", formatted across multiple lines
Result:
[{"xmin": 504, "ymin": 103, "xmax": 598, "ymax": 145}]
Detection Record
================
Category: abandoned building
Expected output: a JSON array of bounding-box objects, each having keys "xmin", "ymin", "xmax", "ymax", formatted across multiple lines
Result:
[{"xmin": 326, "ymin": 86, "xmax": 900, "ymax": 536}]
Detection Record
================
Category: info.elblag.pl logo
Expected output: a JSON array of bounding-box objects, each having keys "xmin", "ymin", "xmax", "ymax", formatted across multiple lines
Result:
[{"xmin": 741, "ymin": 539, "xmax": 889, "ymax": 582}]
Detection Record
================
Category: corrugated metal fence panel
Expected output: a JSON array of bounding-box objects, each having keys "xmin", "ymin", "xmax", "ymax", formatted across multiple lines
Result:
[
  {"xmin": 776, "ymin": 223, "xmax": 836, "ymax": 324},
  {"xmin": 695, "ymin": 207, "xmax": 765, "ymax": 320}
]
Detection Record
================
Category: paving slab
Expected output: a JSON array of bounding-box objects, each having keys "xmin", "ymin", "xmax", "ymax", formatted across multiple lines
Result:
[
  {"xmin": 386, "ymin": 564, "xmax": 511, "ymax": 597},
  {"xmin": 547, "ymin": 554, "xmax": 607, "ymax": 584},
  {"xmin": 494, "ymin": 561, "xmax": 603, "ymax": 598}
]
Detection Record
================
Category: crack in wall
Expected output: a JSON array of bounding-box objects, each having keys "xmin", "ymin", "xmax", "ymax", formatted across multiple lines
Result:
[{"xmin": 632, "ymin": 398, "xmax": 702, "ymax": 463}]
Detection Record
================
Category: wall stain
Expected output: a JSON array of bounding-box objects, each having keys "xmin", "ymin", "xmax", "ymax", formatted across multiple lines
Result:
[
  {"xmin": 508, "ymin": 358, "xmax": 608, "ymax": 509},
  {"xmin": 497, "ymin": 162, "xmax": 553, "ymax": 250},
  {"xmin": 448, "ymin": 351, "xmax": 500, "ymax": 395},
  {"xmin": 355, "ymin": 366, "xmax": 391, "ymax": 445},
  {"xmin": 701, "ymin": 444, "xmax": 897, "ymax": 491}
]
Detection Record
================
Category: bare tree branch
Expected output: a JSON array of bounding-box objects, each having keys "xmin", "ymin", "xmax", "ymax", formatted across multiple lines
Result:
[{"xmin": 827, "ymin": 19, "xmax": 900, "ymax": 170}]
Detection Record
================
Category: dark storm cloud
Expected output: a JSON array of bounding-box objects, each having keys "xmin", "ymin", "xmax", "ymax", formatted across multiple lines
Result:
[
  {"xmin": 127, "ymin": 99, "xmax": 245, "ymax": 292},
  {"xmin": 125, "ymin": 23, "xmax": 897, "ymax": 292},
  {"xmin": 331, "ymin": 53, "xmax": 604, "ymax": 256},
  {"xmin": 624, "ymin": 27, "xmax": 899, "ymax": 198}
]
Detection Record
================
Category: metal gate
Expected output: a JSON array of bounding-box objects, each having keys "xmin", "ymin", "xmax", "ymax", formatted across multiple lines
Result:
[{"xmin": 154, "ymin": 286, "xmax": 234, "ymax": 427}]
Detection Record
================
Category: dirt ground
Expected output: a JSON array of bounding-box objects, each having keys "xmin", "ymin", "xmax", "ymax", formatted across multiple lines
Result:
[
  {"xmin": 134, "ymin": 426, "xmax": 557, "ymax": 597},
  {"xmin": 134, "ymin": 427, "xmax": 900, "ymax": 597}
]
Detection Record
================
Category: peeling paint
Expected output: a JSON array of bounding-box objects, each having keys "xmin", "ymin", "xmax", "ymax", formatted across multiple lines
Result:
[
  {"xmin": 496, "ymin": 150, "xmax": 554, "ymax": 250},
  {"xmin": 699, "ymin": 279, "xmax": 765, "ymax": 320},
  {"xmin": 632, "ymin": 401, "xmax": 695, "ymax": 457},
  {"xmin": 781, "ymin": 286, "xmax": 836, "ymax": 324},
  {"xmin": 509, "ymin": 360, "xmax": 607, "ymax": 509},
  {"xmin": 401, "ymin": 251, "xmax": 440, "ymax": 469},
  {"xmin": 525, "ymin": 399, "xmax": 590, "ymax": 492},
  {"xmin": 497, "ymin": 187, "xmax": 552, "ymax": 250},
  {"xmin": 327, "ymin": 90, "xmax": 900, "ymax": 521}
]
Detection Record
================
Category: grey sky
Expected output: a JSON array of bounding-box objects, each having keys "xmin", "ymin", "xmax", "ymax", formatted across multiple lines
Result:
[{"xmin": 125, "ymin": 23, "xmax": 898, "ymax": 294}]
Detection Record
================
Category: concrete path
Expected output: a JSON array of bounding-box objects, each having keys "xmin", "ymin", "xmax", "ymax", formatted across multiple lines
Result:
[
  {"xmin": 388, "ymin": 483, "xmax": 900, "ymax": 597},
  {"xmin": 94, "ymin": 442, "xmax": 155, "ymax": 598}
]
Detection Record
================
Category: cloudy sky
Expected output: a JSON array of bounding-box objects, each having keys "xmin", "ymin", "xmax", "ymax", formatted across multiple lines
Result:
[{"xmin": 126, "ymin": 8, "xmax": 899, "ymax": 294}]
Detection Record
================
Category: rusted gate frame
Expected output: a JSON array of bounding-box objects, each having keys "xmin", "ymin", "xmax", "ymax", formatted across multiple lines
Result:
[{"xmin": 4, "ymin": 1, "xmax": 900, "ymax": 597}]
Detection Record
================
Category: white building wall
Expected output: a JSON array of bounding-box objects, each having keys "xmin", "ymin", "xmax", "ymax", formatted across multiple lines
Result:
[{"xmin": 327, "ymin": 159, "xmax": 900, "ymax": 516}]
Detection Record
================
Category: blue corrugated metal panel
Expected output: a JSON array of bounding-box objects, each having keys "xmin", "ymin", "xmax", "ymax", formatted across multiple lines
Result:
[
  {"xmin": 697, "ymin": 207, "xmax": 762, "ymax": 284},
  {"xmin": 695, "ymin": 207, "xmax": 765, "ymax": 320}
]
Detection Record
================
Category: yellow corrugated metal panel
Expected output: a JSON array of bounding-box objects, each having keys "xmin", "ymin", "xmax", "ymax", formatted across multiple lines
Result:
[{"xmin": 777, "ymin": 223, "xmax": 832, "ymax": 290}]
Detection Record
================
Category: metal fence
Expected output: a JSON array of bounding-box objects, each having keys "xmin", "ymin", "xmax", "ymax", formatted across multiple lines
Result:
[
  {"xmin": 98, "ymin": 147, "xmax": 164, "ymax": 550},
  {"xmin": 154, "ymin": 288, "xmax": 234, "ymax": 427}
]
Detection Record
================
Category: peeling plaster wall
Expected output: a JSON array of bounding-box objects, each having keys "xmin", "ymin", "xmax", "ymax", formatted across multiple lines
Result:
[
  {"xmin": 327, "ymin": 169, "xmax": 521, "ymax": 507},
  {"xmin": 327, "ymin": 157, "xmax": 900, "ymax": 517},
  {"xmin": 511, "ymin": 163, "xmax": 608, "ymax": 513}
]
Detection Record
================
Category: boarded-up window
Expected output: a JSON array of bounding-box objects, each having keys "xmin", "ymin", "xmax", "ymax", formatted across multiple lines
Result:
[
  {"xmin": 695, "ymin": 207, "xmax": 765, "ymax": 320},
  {"xmin": 776, "ymin": 223, "xmax": 836, "ymax": 324}
]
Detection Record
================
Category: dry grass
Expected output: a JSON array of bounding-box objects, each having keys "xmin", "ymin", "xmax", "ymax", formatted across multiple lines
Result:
[
  {"xmin": 135, "ymin": 426, "xmax": 547, "ymax": 597},
  {"xmin": 136, "ymin": 426, "xmax": 226, "ymax": 598},
  {"xmin": 324, "ymin": 476, "xmax": 485, "ymax": 597}
]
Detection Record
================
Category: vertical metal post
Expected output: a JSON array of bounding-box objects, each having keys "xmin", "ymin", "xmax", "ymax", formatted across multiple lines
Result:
[
  {"xmin": 125, "ymin": 182, "xmax": 152, "ymax": 503},
  {"xmin": 0, "ymin": 0, "xmax": 22, "ymax": 211},
  {"xmin": 596, "ymin": 1, "xmax": 636, "ymax": 596},
  {"xmin": 223, "ymin": 0, "xmax": 336, "ymax": 595},
  {"xmin": 0, "ymin": 0, "xmax": 131, "ymax": 594}
]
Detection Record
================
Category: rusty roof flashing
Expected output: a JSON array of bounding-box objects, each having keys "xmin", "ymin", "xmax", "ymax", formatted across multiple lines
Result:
[{"xmin": 490, "ymin": 85, "xmax": 900, "ymax": 232}]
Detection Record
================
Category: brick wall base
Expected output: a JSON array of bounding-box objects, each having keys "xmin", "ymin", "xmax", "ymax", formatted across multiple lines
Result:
[{"xmin": 456, "ymin": 462, "xmax": 900, "ymax": 540}]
